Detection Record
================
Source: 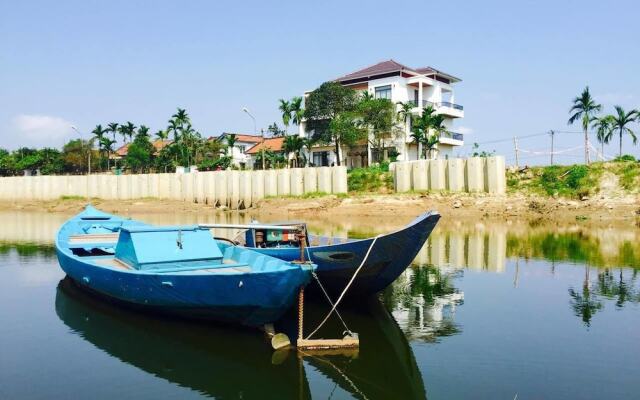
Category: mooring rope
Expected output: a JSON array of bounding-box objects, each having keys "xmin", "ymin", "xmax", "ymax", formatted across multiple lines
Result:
[{"xmin": 304, "ymin": 235, "xmax": 381, "ymax": 340}]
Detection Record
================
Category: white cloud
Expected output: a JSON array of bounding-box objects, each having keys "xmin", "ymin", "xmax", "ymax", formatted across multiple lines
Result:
[
  {"xmin": 10, "ymin": 114, "xmax": 75, "ymax": 148},
  {"xmin": 457, "ymin": 126, "xmax": 474, "ymax": 135}
]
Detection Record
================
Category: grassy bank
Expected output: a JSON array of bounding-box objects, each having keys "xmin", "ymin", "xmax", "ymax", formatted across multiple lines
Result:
[{"xmin": 508, "ymin": 158, "xmax": 640, "ymax": 199}]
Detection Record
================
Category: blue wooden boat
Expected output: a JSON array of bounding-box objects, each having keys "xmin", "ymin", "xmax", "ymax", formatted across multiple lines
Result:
[
  {"xmin": 55, "ymin": 206, "xmax": 314, "ymax": 326},
  {"xmin": 239, "ymin": 211, "xmax": 440, "ymax": 297}
]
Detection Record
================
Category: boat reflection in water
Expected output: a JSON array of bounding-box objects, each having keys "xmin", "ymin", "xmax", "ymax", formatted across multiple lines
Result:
[{"xmin": 55, "ymin": 277, "xmax": 427, "ymax": 399}]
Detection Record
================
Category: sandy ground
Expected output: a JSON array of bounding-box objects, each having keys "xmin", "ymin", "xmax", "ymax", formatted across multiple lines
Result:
[{"xmin": 1, "ymin": 192, "xmax": 638, "ymax": 228}]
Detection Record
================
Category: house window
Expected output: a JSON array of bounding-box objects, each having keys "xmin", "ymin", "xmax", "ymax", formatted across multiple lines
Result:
[
  {"xmin": 237, "ymin": 145, "xmax": 247, "ymax": 153},
  {"xmin": 374, "ymin": 85, "xmax": 392, "ymax": 100},
  {"xmin": 313, "ymin": 151, "xmax": 329, "ymax": 167}
]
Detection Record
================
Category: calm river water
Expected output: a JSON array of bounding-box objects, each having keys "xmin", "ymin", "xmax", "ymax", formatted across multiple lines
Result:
[{"xmin": 1, "ymin": 210, "xmax": 640, "ymax": 399}]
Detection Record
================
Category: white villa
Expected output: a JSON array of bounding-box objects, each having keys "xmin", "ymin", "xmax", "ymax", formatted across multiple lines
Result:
[
  {"xmin": 213, "ymin": 133, "xmax": 263, "ymax": 168},
  {"xmin": 299, "ymin": 59, "xmax": 465, "ymax": 167}
]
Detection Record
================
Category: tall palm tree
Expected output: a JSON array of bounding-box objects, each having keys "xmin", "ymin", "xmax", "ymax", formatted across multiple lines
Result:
[
  {"xmin": 171, "ymin": 108, "xmax": 191, "ymax": 127},
  {"xmin": 592, "ymin": 115, "xmax": 615, "ymax": 158},
  {"xmin": 91, "ymin": 124, "xmax": 107, "ymax": 171},
  {"xmin": 106, "ymin": 122, "xmax": 119, "ymax": 142},
  {"xmin": 118, "ymin": 122, "xmax": 136, "ymax": 143},
  {"xmin": 290, "ymin": 96, "xmax": 304, "ymax": 130},
  {"xmin": 409, "ymin": 129, "xmax": 425, "ymax": 159},
  {"xmin": 99, "ymin": 137, "xmax": 116, "ymax": 171},
  {"xmin": 609, "ymin": 106, "xmax": 638, "ymax": 157},
  {"xmin": 225, "ymin": 133, "xmax": 237, "ymax": 156},
  {"xmin": 283, "ymin": 135, "xmax": 304, "ymax": 167},
  {"xmin": 167, "ymin": 119, "xmax": 180, "ymax": 141},
  {"xmin": 302, "ymin": 137, "xmax": 315, "ymax": 166},
  {"xmin": 412, "ymin": 106, "xmax": 446, "ymax": 159},
  {"xmin": 278, "ymin": 99, "xmax": 292, "ymax": 134},
  {"xmin": 155, "ymin": 129, "xmax": 168, "ymax": 141},
  {"xmin": 137, "ymin": 125, "xmax": 150, "ymax": 139},
  {"xmin": 568, "ymin": 86, "xmax": 602, "ymax": 164}
]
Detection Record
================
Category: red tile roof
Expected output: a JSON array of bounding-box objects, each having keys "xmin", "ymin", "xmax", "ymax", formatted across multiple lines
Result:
[
  {"xmin": 214, "ymin": 133, "xmax": 263, "ymax": 143},
  {"xmin": 113, "ymin": 139, "xmax": 172, "ymax": 157},
  {"xmin": 245, "ymin": 137, "xmax": 285, "ymax": 154}
]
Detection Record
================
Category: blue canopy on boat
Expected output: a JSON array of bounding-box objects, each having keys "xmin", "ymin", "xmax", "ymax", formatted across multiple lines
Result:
[{"xmin": 115, "ymin": 226, "xmax": 224, "ymax": 270}]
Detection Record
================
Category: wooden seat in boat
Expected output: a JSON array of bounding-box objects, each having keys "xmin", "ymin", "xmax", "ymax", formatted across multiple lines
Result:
[{"xmin": 68, "ymin": 233, "xmax": 119, "ymax": 244}]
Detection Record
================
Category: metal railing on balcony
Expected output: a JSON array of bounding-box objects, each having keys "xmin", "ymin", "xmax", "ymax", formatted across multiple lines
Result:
[
  {"xmin": 407, "ymin": 100, "xmax": 463, "ymax": 111},
  {"xmin": 440, "ymin": 131, "xmax": 464, "ymax": 141}
]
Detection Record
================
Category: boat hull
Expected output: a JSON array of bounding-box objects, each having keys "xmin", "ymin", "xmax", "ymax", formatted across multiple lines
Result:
[
  {"xmin": 57, "ymin": 249, "xmax": 309, "ymax": 326},
  {"xmin": 251, "ymin": 211, "xmax": 440, "ymax": 297}
]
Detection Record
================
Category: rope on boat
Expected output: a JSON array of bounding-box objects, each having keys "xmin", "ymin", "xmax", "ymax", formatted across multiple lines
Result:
[{"xmin": 304, "ymin": 235, "xmax": 381, "ymax": 340}]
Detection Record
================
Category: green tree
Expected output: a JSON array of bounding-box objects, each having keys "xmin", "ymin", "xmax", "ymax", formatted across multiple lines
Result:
[
  {"xmin": 283, "ymin": 135, "xmax": 304, "ymax": 167},
  {"xmin": 155, "ymin": 129, "xmax": 168, "ymax": 141},
  {"xmin": 358, "ymin": 97, "xmax": 397, "ymax": 162},
  {"xmin": 609, "ymin": 106, "xmax": 638, "ymax": 157},
  {"xmin": 225, "ymin": 133, "xmax": 237, "ymax": 156},
  {"xmin": 118, "ymin": 121, "xmax": 136, "ymax": 143},
  {"xmin": 267, "ymin": 122, "xmax": 285, "ymax": 137},
  {"xmin": 62, "ymin": 139, "xmax": 93, "ymax": 173},
  {"xmin": 568, "ymin": 86, "xmax": 602, "ymax": 164},
  {"xmin": 91, "ymin": 124, "xmax": 108, "ymax": 171},
  {"xmin": 0, "ymin": 149, "xmax": 16, "ymax": 176},
  {"xmin": 278, "ymin": 99, "xmax": 292, "ymax": 134},
  {"xmin": 106, "ymin": 122, "xmax": 119, "ymax": 142},
  {"xmin": 304, "ymin": 81, "xmax": 361, "ymax": 166},
  {"xmin": 290, "ymin": 96, "xmax": 304, "ymax": 129},
  {"xmin": 592, "ymin": 115, "xmax": 615, "ymax": 157},
  {"xmin": 411, "ymin": 106, "xmax": 446, "ymax": 159},
  {"xmin": 99, "ymin": 137, "xmax": 116, "ymax": 171},
  {"xmin": 126, "ymin": 131, "xmax": 154, "ymax": 172}
]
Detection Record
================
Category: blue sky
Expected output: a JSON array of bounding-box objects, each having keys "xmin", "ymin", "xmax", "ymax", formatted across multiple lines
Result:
[{"xmin": 1, "ymin": 0, "xmax": 639, "ymax": 165}]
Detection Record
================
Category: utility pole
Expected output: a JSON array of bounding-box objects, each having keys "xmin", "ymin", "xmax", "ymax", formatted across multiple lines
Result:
[
  {"xmin": 260, "ymin": 128, "xmax": 265, "ymax": 170},
  {"xmin": 513, "ymin": 136, "xmax": 519, "ymax": 169},
  {"xmin": 549, "ymin": 130, "xmax": 555, "ymax": 165}
]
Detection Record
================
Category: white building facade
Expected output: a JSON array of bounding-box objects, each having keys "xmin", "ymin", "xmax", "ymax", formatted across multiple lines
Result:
[{"xmin": 300, "ymin": 60, "xmax": 465, "ymax": 167}]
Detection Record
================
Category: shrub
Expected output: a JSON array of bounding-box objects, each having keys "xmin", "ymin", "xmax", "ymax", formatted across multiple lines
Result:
[
  {"xmin": 348, "ymin": 165, "xmax": 393, "ymax": 192},
  {"xmin": 614, "ymin": 154, "xmax": 637, "ymax": 162}
]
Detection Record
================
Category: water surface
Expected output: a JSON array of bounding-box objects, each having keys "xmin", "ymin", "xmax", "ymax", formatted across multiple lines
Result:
[{"xmin": 1, "ymin": 211, "xmax": 639, "ymax": 399}]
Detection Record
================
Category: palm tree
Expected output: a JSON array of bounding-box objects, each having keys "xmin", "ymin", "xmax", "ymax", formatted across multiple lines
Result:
[
  {"xmin": 118, "ymin": 122, "xmax": 136, "ymax": 143},
  {"xmin": 171, "ymin": 108, "xmax": 191, "ymax": 127},
  {"xmin": 412, "ymin": 106, "xmax": 446, "ymax": 159},
  {"xmin": 278, "ymin": 99, "xmax": 292, "ymax": 134},
  {"xmin": 137, "ymin": 125, "xmax": 150, "ymax": 139},
  {"xmin": 397, "ymin": 101, "xmax": 415, "ymax": 150},
  {"xmin": 225, "ymin": 133, "xmax": 237, "ymax": 156},
  {"xmin": 155, "ymin": 129, "xmax": 168, "ymax": 141},
  {"xmin": 302, "ymin": 137, "xmax": 315, "ymax": 166},
  {"xmin": 91, "ymin": 124, "xmax": 107, "ymax": 171},
  {"xmin": 409, "ymin": 129, "xmax": 424, "ymax": 159},
  {"xmin": 283, "ymin": 135, "xmax": 304, "ymax": 167},
  {"xmin": 290, "ymin": 97, "xmax": 304, "ymax": 131},
  {"xmin": 167, "ymin": 119, "xmax": 180, "ymax": 141},
  {"xmin": 361, "ymin": 91, "xmax": 374, "ymax": 101},
  {"xmin": 609, "ymin": 106, "xmax": 638, "ymax": 157},
  {"xmin": 106, "ymin": 122, "xmax": 119, "ymax": 142},
  {"xmin": 99, "ymin": 137, "xmax": 116, "ymax": 171},
  {"xmin": 568, "ymin": 86, "xmax": 602, "ymax": 164},
  {"xmin": 592, "ymin": 115, "xmax": 615, "ymax": 158}
]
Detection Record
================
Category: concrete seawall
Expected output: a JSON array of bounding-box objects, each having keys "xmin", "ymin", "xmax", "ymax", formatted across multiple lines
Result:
[
  {"xmin": 393, "ymin": 156, "xmax": 506, "ymax": 194},
  {"xmin": 0, "ymin": 166, "xmax": 348, "ymax": 209}
]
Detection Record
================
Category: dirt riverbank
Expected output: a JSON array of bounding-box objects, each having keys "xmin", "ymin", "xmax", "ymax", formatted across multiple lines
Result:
[{"xmin": 1, "ymin": 192, "xmax": 638, "ymax": 228}]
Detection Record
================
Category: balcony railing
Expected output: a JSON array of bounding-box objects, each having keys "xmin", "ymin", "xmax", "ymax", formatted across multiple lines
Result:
[
  {"xmin": 408, "ymin": 100, "xmax": 464, "ymax": 111},
  {"xmin": 440, "ymin": 131, "xmax": 464, "ymax": 141}
]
